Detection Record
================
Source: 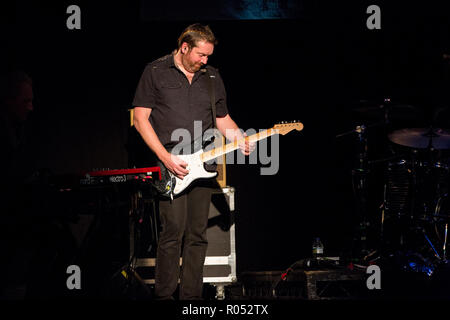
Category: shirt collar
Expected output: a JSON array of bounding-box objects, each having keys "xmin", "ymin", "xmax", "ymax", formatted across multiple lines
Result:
[
  {"xmin": 169, "ymin": 53, "xmax": 208, "ymax": 76},
  {"xmin": 168, "ymin": 53, "xmax": 176, "ymax": 69}
]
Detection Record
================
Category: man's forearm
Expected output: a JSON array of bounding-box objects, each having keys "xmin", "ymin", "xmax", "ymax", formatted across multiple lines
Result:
[
  {"xmin": 216, "ymin": 115, "xmax": 244, "ymax": 142},
  {"xmin": 134, "ymin": 117, "xmax": 168, "ymax": 160}
]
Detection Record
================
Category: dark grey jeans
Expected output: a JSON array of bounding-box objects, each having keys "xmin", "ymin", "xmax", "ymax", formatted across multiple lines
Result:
[{"xmin": 155, "ymin": 182, "xmax": 213, "ymax": 300}]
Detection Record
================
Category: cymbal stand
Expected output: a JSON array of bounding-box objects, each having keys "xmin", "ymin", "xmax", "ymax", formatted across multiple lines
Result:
[
  {"xmin": 432, "ymin": 196, "xmax": 449, "ymax": 263},
  {"xmin": 410, "ymin": 149, "xmax": 418, "ymax": 221},
  {"xmin": 351, "ymin": 124, "xmax": 370, "ymax": 257},
  {"xmin": 426, "ymin": 128, "xmax": 438, "ymax": 217},
  {"xmin": 443, "ymin": 223, "xmax": 448, "ymax": 261},
  {"xmin": 423, "ymin": 228, "xmax": 441, "ymax": 260}
]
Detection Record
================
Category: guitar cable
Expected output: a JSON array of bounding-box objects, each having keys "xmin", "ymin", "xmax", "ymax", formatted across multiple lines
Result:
[{"xmin": 270, "ymin": 260, "xmax": 303, "ymax": 298}]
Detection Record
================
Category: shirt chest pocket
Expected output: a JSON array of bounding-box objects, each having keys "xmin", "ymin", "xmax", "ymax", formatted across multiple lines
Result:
[
  {"xmin": 158, "ymin": 80, "xmax": 184, "ymax": 107},
  {"xmin": 161, "ymin": 80, "xmax": 182, "ymax": 89}
]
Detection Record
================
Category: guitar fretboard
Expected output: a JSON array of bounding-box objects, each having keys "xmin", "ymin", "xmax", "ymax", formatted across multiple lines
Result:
[{"xmin": 200, "ymin": 128, "xmax": 278, "ymax": 163}]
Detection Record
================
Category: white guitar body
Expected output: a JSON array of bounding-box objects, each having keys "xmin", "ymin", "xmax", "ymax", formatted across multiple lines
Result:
[{"xmin": 170, "ymin": 149, "xmax": 217, "ymax": 196}]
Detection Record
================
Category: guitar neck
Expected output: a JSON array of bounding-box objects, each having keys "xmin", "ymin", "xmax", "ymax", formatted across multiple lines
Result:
[{"xmin": 200, "ymin": 128, "xmax": 278, "ymax": 163}]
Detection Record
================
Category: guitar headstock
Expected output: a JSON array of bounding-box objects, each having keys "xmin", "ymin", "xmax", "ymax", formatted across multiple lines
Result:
[{"xmin": 273, "ymin": 120, "xmax": 304, "ymax": 135}]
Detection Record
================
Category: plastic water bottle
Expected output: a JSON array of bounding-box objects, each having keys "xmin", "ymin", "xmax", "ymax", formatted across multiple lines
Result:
[{"xmin": 312, "ymin": 237, "xmax": 324, "ymax": 259}]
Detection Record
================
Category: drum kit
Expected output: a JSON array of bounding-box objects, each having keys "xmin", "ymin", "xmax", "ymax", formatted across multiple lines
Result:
[{"xmin": 339, "ymin": 99, "xmax": 450, "ymax": 275}]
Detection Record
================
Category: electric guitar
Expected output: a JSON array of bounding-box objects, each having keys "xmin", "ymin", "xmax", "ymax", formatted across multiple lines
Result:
[{"xmin": 153, "ymin": 121, "xmax": 304, "ymax": 198}]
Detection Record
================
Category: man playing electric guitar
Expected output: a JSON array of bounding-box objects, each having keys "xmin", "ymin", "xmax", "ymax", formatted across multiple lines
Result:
[{"xmin": 132, "ymin": 23, "xmax": 254, "ymax": 300}]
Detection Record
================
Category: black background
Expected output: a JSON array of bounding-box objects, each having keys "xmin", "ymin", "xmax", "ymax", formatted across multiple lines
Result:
[{"xmin": 2, "ymin": 0, "xmax": 450, "ymax": 296}]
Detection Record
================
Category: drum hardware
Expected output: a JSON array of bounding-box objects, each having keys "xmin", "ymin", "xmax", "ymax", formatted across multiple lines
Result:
[
  {"xmin": 422, "ymin": 227, "xmax": 442, "ymax": 260},
  {"xmin": 379, "ymin": 124, "xmax": 450, "ymax": 273},
  {"xmin": 410, "ymin": 150, "xmax": 419, "ymax": 220},
  {"xmin": 379, "ymin": 184, "xmax": 386, "ymax": 243},
  {"xmin": 443, "ymin": 223, "xmax": 448, "ymax": 261},
  {"xmin": 341, "ymin": 99, "xmax": 450, "ymax": 268},
  {"xmin": 336, "ymin": 122, "xmax": 385, "ymax": 139},
  {"xmin": 368, "ymin": 153, "xmax": 407, "ymax": 166},
  {"xmin": 432, "ymin": 194, "xmax": 450, "ymax": 260},
  {"xmin": 347, "ymin": 123, "xmax": 374, "ymax": 258},
  {"xmin": 337, "ymin": 99, "xmax": 397, "ymax": 259},
  {"xmin": 336, "ymin": 122, "xmax": 373, "ymax": 257}
]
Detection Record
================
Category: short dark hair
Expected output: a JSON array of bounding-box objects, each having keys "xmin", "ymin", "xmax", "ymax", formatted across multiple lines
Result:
[{"xmin": 177, "ymin": 23, "xmax": 217, "ymax": 50}]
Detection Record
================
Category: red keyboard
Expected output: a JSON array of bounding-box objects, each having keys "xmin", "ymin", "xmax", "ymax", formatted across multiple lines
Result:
[{"xmin": 81, "ymin": 167, "xmax": 161, "ymax": 185}]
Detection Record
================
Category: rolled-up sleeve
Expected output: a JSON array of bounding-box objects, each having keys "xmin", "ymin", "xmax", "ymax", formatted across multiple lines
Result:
[
  {"xmin": 215, "ymin": 72, "xmax": 229, "ymax": 117},
  {"xmin": 132, "ymin": 64, "xmax": 156, "ymax": 109}
]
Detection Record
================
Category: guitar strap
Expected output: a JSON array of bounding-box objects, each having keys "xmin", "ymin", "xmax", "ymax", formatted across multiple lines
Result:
[
  {"xmin": 203, "ymin": 69, "xmax": 220, "ymax": 173},
  {"xmin": 206, "ymin": 69, "xmax": 217, "ymax": 129}
]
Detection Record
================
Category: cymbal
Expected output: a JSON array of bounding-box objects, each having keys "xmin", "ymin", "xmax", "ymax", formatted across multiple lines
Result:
[
  {"xmin": 352, "ymin": 104, "xmax": 423, "ymax": 123},
  {"xmin": 388, "ymin": 128, "xmax": 450, "ymax": 149}
]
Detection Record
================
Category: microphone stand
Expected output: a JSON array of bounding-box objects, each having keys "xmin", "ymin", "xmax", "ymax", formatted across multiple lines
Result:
[{"xmin": 351, "ymin": 124, "xmax": 371, "ymax": 259}]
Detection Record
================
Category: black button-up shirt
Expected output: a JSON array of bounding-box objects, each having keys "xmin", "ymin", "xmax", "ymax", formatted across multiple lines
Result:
[{"xmin": 132, "ymin": 54, "xmax": 228, "ymax": 151}]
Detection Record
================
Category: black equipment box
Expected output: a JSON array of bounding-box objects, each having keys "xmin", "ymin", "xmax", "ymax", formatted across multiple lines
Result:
[{"xmin": 131, "ymin": 187, "xmax": 236, "ymax": 299}]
